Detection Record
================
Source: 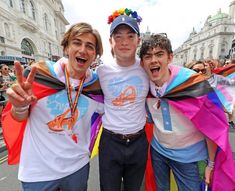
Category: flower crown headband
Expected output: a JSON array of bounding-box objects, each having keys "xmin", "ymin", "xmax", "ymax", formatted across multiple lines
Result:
[{"xmin": 107, "ymin": 8, "xmax": 142, "ymax": 24}]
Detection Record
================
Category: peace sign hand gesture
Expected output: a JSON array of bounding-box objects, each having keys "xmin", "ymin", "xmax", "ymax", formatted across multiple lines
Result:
[{"xmin": 6, "ymin": 61, "xmax": 37, "ymax": 108}]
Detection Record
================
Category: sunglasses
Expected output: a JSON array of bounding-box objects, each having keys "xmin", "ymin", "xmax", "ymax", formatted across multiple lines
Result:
[{"xmin": 193, "ymin": 68, "xmax": 206, "ymax": 74}]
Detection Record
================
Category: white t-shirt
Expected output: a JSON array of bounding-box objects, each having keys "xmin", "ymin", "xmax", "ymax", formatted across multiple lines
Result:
[
  {"xmin": 19, "ymin": 61, "xmax": 102, "ymax": 182},
  {"xmin": 97, "ymin": 58, "xmax": 149, "ymax": 134}
]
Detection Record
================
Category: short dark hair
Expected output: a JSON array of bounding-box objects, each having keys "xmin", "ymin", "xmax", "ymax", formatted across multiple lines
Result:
[{"xmin": 139, "ymin": 34, "xmax": 173, "ymax": 60}]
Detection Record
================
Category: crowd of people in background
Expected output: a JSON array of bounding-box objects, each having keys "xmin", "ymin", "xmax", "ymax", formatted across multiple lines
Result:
[
  {"xmin": 185, "ymin": 58, "xmax": 235, "ymax": 129},
  {"xmin": 1, "ymin": 7, "xmax": 235, "ymax": 191},
  {"xmin": 0, "ymin": 64, "xmax": 16, "ymax": 119}
]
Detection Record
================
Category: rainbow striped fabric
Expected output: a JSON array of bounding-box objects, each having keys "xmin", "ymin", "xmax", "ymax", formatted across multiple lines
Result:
[{"xmin": 147, "ymin": 65, "xmax": 235, "ymax": 191}]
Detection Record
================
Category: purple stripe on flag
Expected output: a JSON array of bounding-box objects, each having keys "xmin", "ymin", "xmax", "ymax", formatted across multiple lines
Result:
[{"xmin": 89, "ymin": 115, "xmax": 102, "ymax": 152}]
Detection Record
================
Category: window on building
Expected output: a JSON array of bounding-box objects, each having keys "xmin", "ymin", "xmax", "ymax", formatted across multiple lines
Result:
[
  {"xmin": 4, "ymin": 23, "xmax": 11, "ymax": 38},
  {"xmin": 224, "ymin": 27, "xmax": 227, "ymax": 32},
  {"xmin": 200, "ymin": 51, "xmax": 204, "ymax": 59},
  {"xmin": 55, "ymin": 30, "xmax": 58, "ymax": 40},
  {"xmin": 29, "ymin": 1, "xmax": 36, "ymax": 20},
  {"xmin": 54, "ymin": 18, "xmax": 57, "ymax": 28},
  {"xmin": 194, "ymin": 53, "xmax": 197, "ymax": 60},
  {"xmin": 43, "ymin": 13, "xmax": 51, "ymax": 32},
  {"xmin": 9, "ymin": 0, "xmax": 13, "ymax": 7},
  {"xmin": 221, "ymin": 48, "xmax": 225, "ymax": 54},
  {"xmin": 44, "ymin": 13, "xmax": 49, "ymax": 31},
  {"xmin": 21, "ymin": 39, "xmax": 34, "ymax": 56},
  {"xmin": 209, "ymin": 48, "xmax": 213, "ymax": 57},
  {"xmin": 0, "ymin": 36, "xmax": 5, "ymax": 43},
  {"xmin": 20, "ymin": 0, "xmax": 26, "ymax": 13},
  {"xmin": 48, "ymin": 42, "xmax": 52, "ymax": 55}
]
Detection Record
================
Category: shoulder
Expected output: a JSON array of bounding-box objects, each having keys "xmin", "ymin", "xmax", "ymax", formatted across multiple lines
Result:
[{"xmin": 96, "ymin": 63, "xmax": 113, "ymax": 76}]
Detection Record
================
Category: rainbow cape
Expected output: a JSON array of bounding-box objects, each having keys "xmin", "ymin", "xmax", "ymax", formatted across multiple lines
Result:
[
  {"xmin": 146, "ymin": 65, "xmax": 235, "ymax": 191},
  {"xmin": 2, "ymin": 61, "xmax": 103, "ymax": 165},
  {"xmin": 211, "ymin": 64, "xmax": 235, "ymax": 114},
  {"xmin": 213, "ymin": 64, "xmax": 235, "ymax": 79}
]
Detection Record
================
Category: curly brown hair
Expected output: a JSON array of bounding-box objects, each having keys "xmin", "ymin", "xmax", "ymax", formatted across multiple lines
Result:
[{"xmin": 139, "ymin": 34, "xmax": 173, "ymax": 60}]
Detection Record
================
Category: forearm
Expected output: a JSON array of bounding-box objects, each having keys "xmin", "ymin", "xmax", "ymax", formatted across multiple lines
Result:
[
  {"xmin": 206, "ymin": 138, "xmax": 217, "ymax": 162},
  {"xmin": 204, "ymin": 137, "xmax": 217, "ymax": 185}
]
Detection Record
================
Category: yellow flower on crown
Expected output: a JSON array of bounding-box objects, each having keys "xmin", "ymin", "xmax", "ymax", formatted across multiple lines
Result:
[{"xmin": 118, "ymin": 8, "xmax": 125, "ymax": 15}]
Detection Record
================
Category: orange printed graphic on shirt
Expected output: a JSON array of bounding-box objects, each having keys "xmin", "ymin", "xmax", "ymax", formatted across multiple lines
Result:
[
  {"xmin": 47, "ymin": 109, "xmax": 79, "ymax": 132},
  {"xmin": 112, "ymin": 86, "xmax": 136, "ymax": 106}
]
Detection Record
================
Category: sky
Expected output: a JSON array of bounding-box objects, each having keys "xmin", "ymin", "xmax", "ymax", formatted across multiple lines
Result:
[{"xmin": 61, "ymin": 0, "xmax": 232, "ymax": 61}]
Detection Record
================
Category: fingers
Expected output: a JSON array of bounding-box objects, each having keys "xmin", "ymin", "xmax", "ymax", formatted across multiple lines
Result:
[
  {"xmin": 8, "ymin": 82, "xmax": 36, "ymax": 105},
  {"xmin": 13, "ymin": 61, "xmax": 37, "ymax": 102},
  {"xmin": 6, "ymin": 86, "xmax": 29, "ymax": 106},
  {"xmin": 14, "ymin": 61, "xmax": 24, "ymax": 85},
  {"xmin": 26, "ymin": 66, "xmax": 37, "ymax": 85},
  {"xmin": 24, "ymin": 66, "xmax": 37, "ymax": 93},
  {"xmin": 204, "ymin": 166, "xmax": 213, "ymax": 185}
]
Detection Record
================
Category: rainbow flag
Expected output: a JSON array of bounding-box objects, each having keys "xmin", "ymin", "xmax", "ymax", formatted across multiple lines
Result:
[
  {"xmin": 146, "ymin": 65, "xmax": 235, "ymax": 191},
  {"xmin": 2, "ymin": 60, "xmax": 103, "ymax": 164},
  {"xmin": 212, "ymin": 64, "xmax": 235, "ymax": 114}
]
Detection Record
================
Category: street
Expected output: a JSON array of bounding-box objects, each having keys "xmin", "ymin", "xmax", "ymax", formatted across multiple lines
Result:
[
  {"xmin": 0, "ymin": 131, "xmax": 235, "ymax": 191},
  {"xmin": 0, "ymin": 152, "xmax": 103, "ymax": 191},
  {"xmin": 0, "ymin": 150, "xmax": 144, "ymax": 191}
]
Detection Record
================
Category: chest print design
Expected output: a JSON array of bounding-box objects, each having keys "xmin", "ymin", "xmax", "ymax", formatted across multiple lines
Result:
[
  {"xmin": 46, "ymin": 91, "xmax": 89, "ymax": 139},
  {"xmin": 108, "ymin": 76, "xmax": 144, "ymax": 106},
  {"xmin": 47, "ymin": 108, "xmax": 79, "ymax": 132}
]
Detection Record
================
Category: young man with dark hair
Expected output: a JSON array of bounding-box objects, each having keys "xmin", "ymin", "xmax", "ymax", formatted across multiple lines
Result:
[
  {"xmin": 139, "ymin": 34, "xmax": 235, "ymax": 191},
  {"xmin": 97, "ymin": 8, "xmax": 149, "ymax": 191}
]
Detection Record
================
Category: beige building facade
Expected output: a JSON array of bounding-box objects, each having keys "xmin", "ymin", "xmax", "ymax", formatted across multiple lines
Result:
[
  {"xmin": 173, "ymin": 1, "xmax": 235, "ymax": 66},
  {"xmin": 0, "ymin": 0, "xmax": 69, "ymax": 65}
]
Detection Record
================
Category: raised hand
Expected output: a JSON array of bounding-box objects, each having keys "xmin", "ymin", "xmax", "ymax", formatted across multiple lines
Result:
[{"xmin": 6, "ymin": 61, "xmax": 37, "ymax": 107}]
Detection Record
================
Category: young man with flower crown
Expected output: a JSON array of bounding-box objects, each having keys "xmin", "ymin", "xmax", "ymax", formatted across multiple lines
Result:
[
  {"xmin": 2, "ymin": 22, "xmax": 104, "ymax": 191},
  {"xmin": 96, "ymin": 8, "xmax": 149, "ymax": 191}
]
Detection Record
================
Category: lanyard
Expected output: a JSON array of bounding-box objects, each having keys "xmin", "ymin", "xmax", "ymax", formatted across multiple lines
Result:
[
  {"xmin": 64, "ymin": 66, "xmax": 85, "ymax": 143},
  {"xmin": 64, "ymin": 67, "xmax": 85, "ymax": 116}
]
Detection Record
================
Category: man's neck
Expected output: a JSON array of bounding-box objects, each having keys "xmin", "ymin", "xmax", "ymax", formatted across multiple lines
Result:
[
  {"xmin": 66, "ymin": 65, "xmax": 85, "ymax": 80},
  {"xmin": 155, "ymin": 69, "xmax": 171, "ymax": 87},
  {"xmin": 115, "ymin": 57, "xmax": 136, "ymax": 67}
]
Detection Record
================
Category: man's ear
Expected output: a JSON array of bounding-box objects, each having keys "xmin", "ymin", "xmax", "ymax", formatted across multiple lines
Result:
[
  {"xmin": 168, "ymin": 53, "xmax": 174, "ymax": 64},
  {"xmin": 64, "ymin": 46, "xmax": 68, "ymax": 57},
  {"xmin": 138, "ymin": 36, "xmax": 141, "ymax": 44},
  {"xmin": 109, "ymin": 37, "xmax": 112, "ymax": 45}
]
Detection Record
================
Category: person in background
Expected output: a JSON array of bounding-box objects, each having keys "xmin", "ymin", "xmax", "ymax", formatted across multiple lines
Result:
[
  {"xmin": 187, "ymin": 60, "xmax": 207, "ymax": 74},
  {"xmin": 2, "ymin": 22, "xmax": 103, "ymax": 191},
  {"xmin": 0, "ymin": 71, "xmax": 6, "ymax": 118},
  {"xmin": 139, "ymin": 34, "xmax": 235, "ymax": 191},
  {"xmin": 0, "ymin": 64, "xmax": 15, "ymax": 90},
  {"xmin": 186, "ymin": 59, "xmax": 235, "ymax": 129},
  {"xmin": 97, "ymin": 8, "xmax": 149, "ymax": 191}
]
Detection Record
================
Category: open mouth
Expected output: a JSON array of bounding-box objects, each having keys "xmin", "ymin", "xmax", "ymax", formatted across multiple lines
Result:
[
  {"xmin": 76, "ymin": 57, "xmax": 87, "ymax": 64},
  {"xmin": 150, "ymin": 66, "xmax": 160, "ymax": 74}
]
